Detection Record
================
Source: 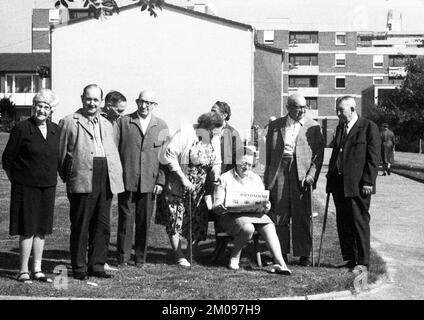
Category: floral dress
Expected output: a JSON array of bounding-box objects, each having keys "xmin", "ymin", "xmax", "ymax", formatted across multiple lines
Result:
[{"xmin": 164, "ymin": 140, "xmax": 216, "ymax": 242}]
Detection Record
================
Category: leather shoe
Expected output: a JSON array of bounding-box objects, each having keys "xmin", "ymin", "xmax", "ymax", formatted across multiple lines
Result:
[
  {"xmin": 73, "ymin": 272, "xmax": 88, "ymax": 281},
  {"xmin": 88, "ymin": 271, "xmax": 113, "ymax": 279},
  {"xmin": 299, "ymin": 256, "xmax": 311, "ymax": 267},
  {"xmin": 334, "ymin": 260, "xmax": 355, "ymax": 269}
]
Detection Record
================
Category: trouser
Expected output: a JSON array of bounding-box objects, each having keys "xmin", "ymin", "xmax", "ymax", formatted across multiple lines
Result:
[
  {"xmin": 330, "ymin": 173, "xmax": 371, "ymax": 266},
  {"xmin": 117, "ymin": 191, "xmax": 153, "ymax": 263},
  {"xmin": 68, "ymin": 158, "xmax": 112, "ymax": 273},
  {"xmin": 270, "ymin": 156, "xmax": 311, "ymax": 257}
]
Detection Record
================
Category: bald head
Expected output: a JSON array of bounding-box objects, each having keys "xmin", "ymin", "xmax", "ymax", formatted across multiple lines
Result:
[
  {"xmin": 286, "ymin": 93, "xmax": 307, "ymax": 121},
  {"xmin": 136, "ymin": 89, "xmax": 158, "ymax": 119}
]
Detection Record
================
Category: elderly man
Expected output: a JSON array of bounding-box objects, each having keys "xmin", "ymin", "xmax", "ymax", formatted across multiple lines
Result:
[
  {"xmin": 264, "ymin": 93, "xmax": 324, "ymax": 266},
  {"xmin": 326, "ymin": 96, "xmax": 380, "ymax": 274},
  {"xmin": 58, "ymin": 84, "xmax": 124, "ymax": 280},
  {"xmin": 100, "ymin": 90, "xmax": 127, "ymax": 124},
  {"xmin": 114, "ymin": 89, "xmax": 169, "ymax": 267}
]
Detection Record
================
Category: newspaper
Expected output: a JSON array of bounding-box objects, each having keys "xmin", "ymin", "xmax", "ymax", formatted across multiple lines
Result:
[{"xmin": 224, "ymin": 189, "xmax": 270, "ymax": 213}]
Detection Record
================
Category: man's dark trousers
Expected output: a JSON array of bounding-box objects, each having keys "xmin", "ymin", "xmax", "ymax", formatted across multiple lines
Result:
[
  {"xmin": 330, "ymin": 173, "xmax": 371, "ymax": 266},
  {"xmin": 117, "ymin": 191, "xmax": 153, "ymax": 263},
  {"xmin": 68, "ymin": 157, "xmax": 112, "ymax": 274}
]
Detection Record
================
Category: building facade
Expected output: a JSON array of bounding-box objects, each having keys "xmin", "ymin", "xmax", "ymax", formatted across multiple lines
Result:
[{"xmin": 255, "ymin": 27, "xmax": 424, "ymax": 145}]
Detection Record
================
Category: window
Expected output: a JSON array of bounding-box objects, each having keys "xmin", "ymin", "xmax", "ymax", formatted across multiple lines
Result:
[
  {"xmin": 335, "ymin": 32, "xmax": 346, "ymax": 45},
  {"xmin": 289, "ymin": 54, "xmax": 318, "ymax": 66},
  {"xmin": 289, "ymin": 76, "xmax": 318, "ymax": 87},
  {"xmin": 335, "ymin": 76, "xmax": 346, "ymax": 89},
  {"xmin": 335, "ymin": 53, "xmax": 346, "ymax": 67},
  {"xmin": 305, "ymin": 97, "xmax": 318, "ymax": 110},
  {"xmin": 49, "ymin": 9, "xmax": 60, "ymax": 23},
  {"xmin": 3, "ymin": 74, "xmax": 43, "ymax": 94},
  {"xmin": 289, "ymin": 32, "xmax": 318, "ymax": 44},
  {"xmin": 373, "ymin": 77, "xmax": 384, "ymax": 85},
  {"xmin": 263, "ymin": 30, "xmax": 274, "ymax": 44},
  {"xmin": 373, "ymin": 55, "xmax": 384, "ymax": 68}
]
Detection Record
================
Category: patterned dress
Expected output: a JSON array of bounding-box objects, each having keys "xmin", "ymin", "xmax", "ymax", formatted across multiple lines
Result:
[{"xmin": 162, "ymin": 140, "xmax": 216, "ymax": 242}]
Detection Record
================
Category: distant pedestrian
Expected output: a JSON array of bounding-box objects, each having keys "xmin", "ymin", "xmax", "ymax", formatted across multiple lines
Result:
[
  {"xmin": 380, "ymin": 123, "xmax": 395, "ymax": 176},
  {"xmin": 2, "ymin": 89, "xmax": 60, "ymax": 283},
  {"xmin": 326, "ymin": 96, "xmax": 380, "ymax": 275}
]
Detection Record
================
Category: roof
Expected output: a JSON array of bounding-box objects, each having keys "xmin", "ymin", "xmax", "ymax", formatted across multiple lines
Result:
[
  {"xmin": 54, "ymin": 2, "xmax": 253, "ymax": 31},
  {"xmin": 0, "ymin": 53, "xmax": 50, "ymax": 72},
  {"xmin": 254, "ymin": 41, "xmax": 283, "ymax": 54}
]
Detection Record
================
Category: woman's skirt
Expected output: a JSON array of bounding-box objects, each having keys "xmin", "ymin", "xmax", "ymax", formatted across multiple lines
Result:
[
  {"xmin": 9, "ymin": 183, "xmax": 56, "ymax": 237},
  {"xmin": 218, "ymin": 212, "xmax": 273, "ymax": 237}
]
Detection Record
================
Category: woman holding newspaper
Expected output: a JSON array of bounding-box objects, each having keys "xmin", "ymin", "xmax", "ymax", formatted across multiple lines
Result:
[{"xmin": 213, "ymin": 146, "xmax": 291, "ymax": 274}]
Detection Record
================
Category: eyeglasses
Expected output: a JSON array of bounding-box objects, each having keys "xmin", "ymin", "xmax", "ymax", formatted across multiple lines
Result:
[{"xmin": 137, "ymin": 99, "xmax": 157, "ymax": 107}]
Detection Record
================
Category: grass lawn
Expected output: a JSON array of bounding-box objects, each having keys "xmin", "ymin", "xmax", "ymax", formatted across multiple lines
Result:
[{"xmin": 0, "ymin": 132, "xmax": 385, "ymax": 299}]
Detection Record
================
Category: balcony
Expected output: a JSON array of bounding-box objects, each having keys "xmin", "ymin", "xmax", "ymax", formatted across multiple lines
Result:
[
  {"xmin": 288, "ymin": 43, "xmax": 319, "ymax": 53},
  {"xmin": 388, "ymin": 66, "xmax": 407, "ymax": 78},
  {"xmin": 288, "ymin": 87, "xmax": 319, "ymax": 96},
  {"xmin": 288, "ymin": 65, "xmax": 319, "ymax": 75},
  {"xmin": 0, "ymin": 93, "xmax": 35, "ymax": 106}
]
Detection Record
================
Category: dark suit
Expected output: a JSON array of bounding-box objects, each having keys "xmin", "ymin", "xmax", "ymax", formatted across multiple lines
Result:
[
  {"xmin": 264, "ymin": 116, "xmax": 324, "ymax": 257},
  {"xmin": 326, "ymin": 116, "xmax": 380, "ymax": 266},
  {"xmin": 114, "ymin": 112, "xmax": 169, "ymax": 263}
]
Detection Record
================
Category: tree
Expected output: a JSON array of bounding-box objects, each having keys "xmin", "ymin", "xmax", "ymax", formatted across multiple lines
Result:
[
  {"xmin": 55, "ymin": 0, "xmax": 164, "ymax": 19},
  {"xmin": 368, "ymin": 58, "xmax": 424, "ymax": 152},
  {"xmin": 0, "ymin": 97, "xmax": 16, "ymax": 119}
]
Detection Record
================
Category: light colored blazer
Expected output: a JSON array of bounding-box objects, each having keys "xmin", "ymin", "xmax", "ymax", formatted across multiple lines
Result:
[
  {"xmin": 58, "ymin": 109, "xmax": 124, "ymax": 194},
  {"xmin": 264, "ymin": 115, "xmax": 324, "ymax": 190}
]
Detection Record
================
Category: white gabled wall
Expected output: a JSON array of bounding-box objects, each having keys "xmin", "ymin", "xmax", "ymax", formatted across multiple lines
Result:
[{"xmin": 51, "ymin": 7, "xmax": 254, "ymax": 139}]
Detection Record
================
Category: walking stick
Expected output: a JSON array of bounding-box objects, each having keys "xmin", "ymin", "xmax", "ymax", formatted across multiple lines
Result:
[
  {"xmin": 188, "ymin": 192, "xmax": 193, "ymax": 270},
  {"xmin": 309, "ymin": 185, "xmax": 314, "ymax": 267},
  {"xmin": 143, "ymin": 193, "xmax": 158, "ymax": 264},
  {"xmin": 317, "ymin": 193, "xmax": 330, "ymax": 267}
]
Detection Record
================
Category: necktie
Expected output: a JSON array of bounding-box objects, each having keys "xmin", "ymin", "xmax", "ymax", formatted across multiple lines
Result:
[{"xmin": 336, "ymin": 124, "xmax": 348, "ymax": 174}]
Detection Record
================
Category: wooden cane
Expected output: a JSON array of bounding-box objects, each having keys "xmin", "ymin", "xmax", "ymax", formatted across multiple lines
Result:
[
  {"xmin": 309, "ymin": 185, "xmax": 314, "ymax": 267},
  {"xmin": 188, "ymin": 192, "xmax": 193, "ymax": 270},
  {"xmin": 143, "ymin": 193, "xmax": 158, "ymax": 264},
  {"xmin": 317, "ymin": 193, "xmax": 331, "ymax": 267}
]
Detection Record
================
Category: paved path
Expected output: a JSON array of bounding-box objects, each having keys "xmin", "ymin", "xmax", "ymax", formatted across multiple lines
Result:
[{"xmin": 313, "ymin": 169, "xmax": 424, "ymax": 300}]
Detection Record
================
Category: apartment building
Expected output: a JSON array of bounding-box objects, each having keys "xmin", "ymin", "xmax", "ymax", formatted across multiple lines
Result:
[{"xmin": 255, "ymin": 25, "xmax": 424, "ymax": 145}]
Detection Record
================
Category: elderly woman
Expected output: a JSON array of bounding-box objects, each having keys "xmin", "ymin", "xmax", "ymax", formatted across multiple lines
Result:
[
  {"xmin": 210, "ymin": 101, "xmax": 243, "ymax": 174},
  {"xmin": 159, "ymin": 112, "xmax": 223, "ymax": 268},
  {"xmin": 213, "ymin": 147, "xmax": 291, "ymax": 274},
  {"xmin": 2, "ymin": 89, "xmax": 60, "ymax": 283}
]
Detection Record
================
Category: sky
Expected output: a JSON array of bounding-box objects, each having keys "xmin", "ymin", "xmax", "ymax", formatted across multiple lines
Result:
[{"xmin": 209, "ymin": 0, "xmax": 424, "ymax": 31}]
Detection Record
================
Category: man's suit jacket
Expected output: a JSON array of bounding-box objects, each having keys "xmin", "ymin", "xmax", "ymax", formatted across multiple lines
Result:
[
  {"xmin": 114, "ymin": 112, "xmax": 169, "ymax": 193},
  {"xmin": 326, "ymin": 116, "xmax": 380, "ymax": 197},
  {"xmin": 58, "ymin": 109, "xmax": 124, "ymax": 194},
  {"xmin": 264, "ymin": 116, "xmax": 324, "ymax": 190},
  {"xmin": 2, "ymin": 117, "xmax": 60, "ymax": 187}
]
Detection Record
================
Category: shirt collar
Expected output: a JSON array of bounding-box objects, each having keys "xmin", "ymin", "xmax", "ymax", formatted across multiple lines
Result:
[
  {"xmin": 138, "ymin": 112, "xmax": 152, "ymax": 123},
  {"xmin": 346, "ymin": 112, "xmax": 358, "ymax": 129},
  {"xmin": 287, "ymin": 115, "xmax": 305, "ymax": 126}
]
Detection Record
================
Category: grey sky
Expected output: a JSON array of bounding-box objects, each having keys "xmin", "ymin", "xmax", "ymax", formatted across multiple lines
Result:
[{"xmin": 210, "ymin": 0, "xmax": 424, "ymax": 31}]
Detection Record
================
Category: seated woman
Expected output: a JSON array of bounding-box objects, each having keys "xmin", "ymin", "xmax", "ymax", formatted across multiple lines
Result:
[{"xmin": 212, "ymin": 146, "xmax": 291, "ymax": 275}]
